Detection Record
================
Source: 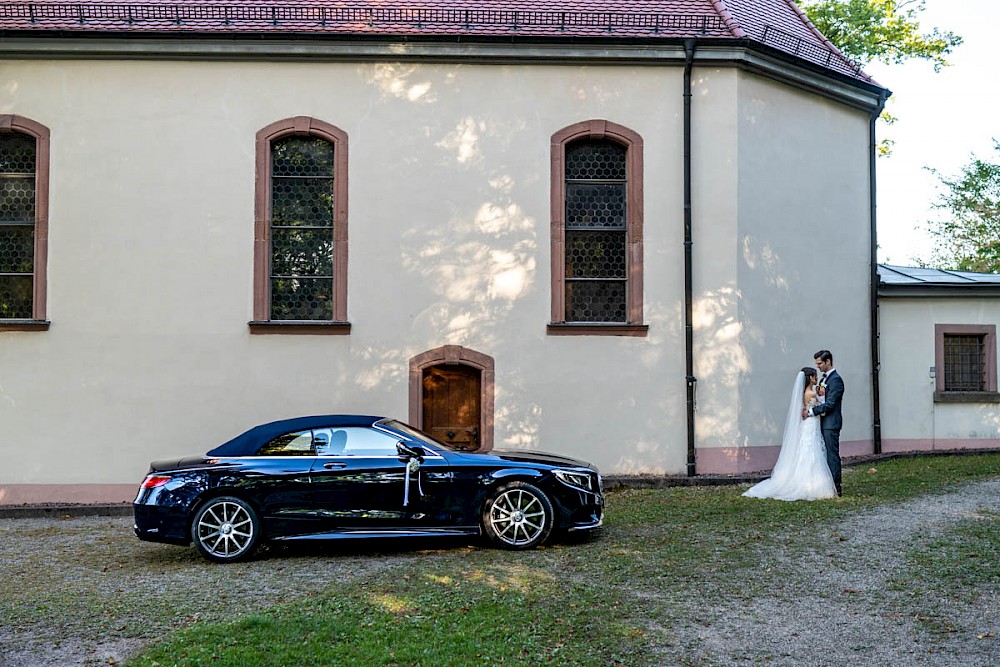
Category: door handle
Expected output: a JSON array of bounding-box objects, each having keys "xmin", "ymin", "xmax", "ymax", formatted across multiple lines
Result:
[{"xmin": 323, "ymin": 462, "xmax": 347, "ymax": 469}]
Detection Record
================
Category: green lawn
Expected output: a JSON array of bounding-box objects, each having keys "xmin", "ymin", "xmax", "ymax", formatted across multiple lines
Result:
[{"xmin": 128, "ymin": 453, "xmax": 1000, "ymax": 667}]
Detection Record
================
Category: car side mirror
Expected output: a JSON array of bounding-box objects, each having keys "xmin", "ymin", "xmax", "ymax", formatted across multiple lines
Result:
[{"xmin": 396, "ymin": 442, "xmax": 425, "ymax": 460}]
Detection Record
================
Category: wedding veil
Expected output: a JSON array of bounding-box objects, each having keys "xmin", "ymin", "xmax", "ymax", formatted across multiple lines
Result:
[{"xmin": 768, "ymin": 371, "xmax": 806, "ymax": 481}]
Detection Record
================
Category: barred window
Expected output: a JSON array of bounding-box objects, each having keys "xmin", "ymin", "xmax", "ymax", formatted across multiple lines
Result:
[
  {"xmin": 943, "ymin": 334, "xmax": 985, "ymax": 391},
  {"xmin": 270, "ymin": 136, "xmax": 335, "ymax": 321},
  {"xmin": 565, "ymin": 140, "xmax": 627, "ymax": 322},
  {"xmin": 252, "ymin": 118, "xmax": 349, "ymax": 333},
  {"xmin": 0, "ymin": 132, "xmax": 35, "ymax": 319},
  {"xmin": 934, "ymin": 324, "xmax": 998, "ymax": 402},
  {"xmin": 0, "ymin": 116, "xmax": 49, "ymax": 329},
  {"xmin": 549, "ymin": 121, "xmax": 645, "ymax": 336}
]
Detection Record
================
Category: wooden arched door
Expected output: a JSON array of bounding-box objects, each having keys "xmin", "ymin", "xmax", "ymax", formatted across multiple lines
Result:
[
  {"xmin": 409, "ymin": 345, "xmax": 495, "ymax": 452},
  {"xmin": 422, "ymin": 365, "xmax": 481, "ymax": 450}
]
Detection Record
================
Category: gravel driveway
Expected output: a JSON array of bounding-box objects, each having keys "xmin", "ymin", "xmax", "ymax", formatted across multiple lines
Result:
[
  {"xmin": 1, "ymin": 478, "xmax": 997, "ymax": 667},
  {"xmin": 671, "ymin": 478, "xmax": 1000, "ymax": 666},
  {"xmin": 0, "ymin": 520, "xmax": 426, "ymax": 666}
]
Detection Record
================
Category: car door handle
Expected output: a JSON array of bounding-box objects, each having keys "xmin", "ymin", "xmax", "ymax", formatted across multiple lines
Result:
[{"xmin": 323, "ymin": 462, "xmax": 347, "ymax": 469}]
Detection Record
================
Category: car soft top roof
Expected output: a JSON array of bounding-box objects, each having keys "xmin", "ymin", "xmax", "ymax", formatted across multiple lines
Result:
[{"xmin": 207, "ymin": 414, "xmax": 386, "ymax": 457}]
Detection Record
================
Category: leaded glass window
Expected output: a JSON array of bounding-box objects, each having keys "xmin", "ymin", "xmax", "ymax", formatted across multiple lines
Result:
[
  {"xmin": 269, "ymin": 136, "xmax": 335, "ymax": 320},
  {"xmin": 564, "ymin": 139, "xmax": 627, "ymax": 322},
  {"xmin": 0, "ymin": 132, "xmax": 35, "ymax": 320},
  {"xmin": 943, "ymin": 334, "xmax": 986, "ymax": 391}
]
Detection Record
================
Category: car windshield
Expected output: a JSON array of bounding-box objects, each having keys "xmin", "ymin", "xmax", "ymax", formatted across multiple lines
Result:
[{"xmin": 378, "ymin": 419, "xmax": 458, "ymax": 451}]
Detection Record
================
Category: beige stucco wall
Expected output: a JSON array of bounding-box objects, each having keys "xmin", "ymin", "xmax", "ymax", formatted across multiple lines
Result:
[
  {"xmin": 0, "ymin": 56, "xmax": 876, "ymax": 496},
  {"xmin": 694, "ymin": 70, "xmax": 874, "ymax": 470},
  {"xmin": 879, "ymin": 297, "xmax": 1000, "ymax": 447},
  {"xmin": 1, "ymin": 58, "xmax": 689, "ymax": 490}
]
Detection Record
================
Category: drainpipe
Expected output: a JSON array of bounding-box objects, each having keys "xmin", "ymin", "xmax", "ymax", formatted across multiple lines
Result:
[
  {"xmin": 869, "ymin": 90, "xmax": 889, "ymax": 455},
  {"xmin": 683, "ymin": 38, "xmax": 698, "ymax": 476}
]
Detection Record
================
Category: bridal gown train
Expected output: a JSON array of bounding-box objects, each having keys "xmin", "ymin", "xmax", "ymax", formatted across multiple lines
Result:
[{"xmin": 743, "ymin": 405, "xmax": 838, "ymax": 502}]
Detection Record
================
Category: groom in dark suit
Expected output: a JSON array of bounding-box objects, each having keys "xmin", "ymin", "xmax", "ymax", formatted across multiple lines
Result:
[{"xmin": 809, "ymin": 350, "xmax": 845, "ymax": 495}]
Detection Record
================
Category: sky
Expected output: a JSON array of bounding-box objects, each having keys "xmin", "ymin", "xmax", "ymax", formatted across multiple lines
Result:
[{"xmin": 864, "ymin": 0, "xmax": 997, "ymax": 267}]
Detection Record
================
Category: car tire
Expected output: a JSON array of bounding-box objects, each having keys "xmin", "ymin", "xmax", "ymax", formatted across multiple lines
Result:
[
  {"xmin": 191, "ymin": 496, "xmax": 261, "ymax": 563},
  {"xmin": 482, "ymin": 481, "xmax": 554, "ymax": 550}
]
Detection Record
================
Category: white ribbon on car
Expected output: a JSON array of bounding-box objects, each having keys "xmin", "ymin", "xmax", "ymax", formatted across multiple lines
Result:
[{"xmin": 403, "ymin": 457, "xmax": 424, "ymax": 507}]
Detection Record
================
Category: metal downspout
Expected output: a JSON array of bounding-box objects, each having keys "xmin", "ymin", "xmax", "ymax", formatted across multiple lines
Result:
[
  {"xmin": 869, "ymin": 91, "xmax": 889, "ymax": 455},
  {"xmin": 684, "ymin": 39, "xmax": 697, "ymax": 476}
]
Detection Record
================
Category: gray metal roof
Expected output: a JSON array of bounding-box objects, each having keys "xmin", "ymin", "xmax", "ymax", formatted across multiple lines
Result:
[
  {"xmin": 879, "ymin": 264, "xmax": 1000, "ymax": 285},
  {"xmin": 878, "ymin": 264, "xmax": 1000, "ymax": 296}
]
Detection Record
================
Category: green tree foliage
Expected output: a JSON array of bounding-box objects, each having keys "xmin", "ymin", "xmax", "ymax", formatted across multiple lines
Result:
[
  {"xmin": 925, "ymin": 141, "xmax": 1000, "ymax": 272},
  {"xmin": 800, "ymin": 0, "xmax": 961, "ymax": 70},
  {"xmin": 800, "ymin": 1, "xmax": 962, "ymax": 157}
]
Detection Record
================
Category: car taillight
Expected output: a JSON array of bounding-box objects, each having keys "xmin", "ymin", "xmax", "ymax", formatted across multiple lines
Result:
[{"xmin": 141, "ymin": 475, "xmax": 171, "ymax": 489}]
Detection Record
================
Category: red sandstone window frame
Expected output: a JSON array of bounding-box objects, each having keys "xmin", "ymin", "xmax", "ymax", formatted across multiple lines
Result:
[
  {"xmin": 250, "ymin": 117, "xmax": 350, "ymax": 334},
  {"xmin": 547, "ymin": 120, "xmax": 646, "ymax": 337},
  {"xmin": 933, "ymin": 324, "xmax": 1000, "ymax": 403},
  {"xmin": 0, "ymin": 115, "xmax": 50, "ymax": 331}
]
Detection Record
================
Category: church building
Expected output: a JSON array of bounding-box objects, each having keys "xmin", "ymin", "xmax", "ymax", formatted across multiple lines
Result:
[{"xmin": 2, "ymin": 0, "xmax": 895, "ymax": 503}]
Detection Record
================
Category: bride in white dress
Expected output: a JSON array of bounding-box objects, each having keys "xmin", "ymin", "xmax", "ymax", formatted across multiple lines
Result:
[{"xmin": 743, "ymin": 367, "xmax": 838, "ymax": 501}]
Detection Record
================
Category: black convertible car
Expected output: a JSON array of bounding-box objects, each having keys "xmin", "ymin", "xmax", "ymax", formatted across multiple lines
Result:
[{"xmin": 134, "ymin": 415, "xmax": 604, "ymax": 562}]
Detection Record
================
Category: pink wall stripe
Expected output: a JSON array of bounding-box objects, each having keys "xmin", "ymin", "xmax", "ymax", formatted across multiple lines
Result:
[
  {"xmin": 696, "ymin": 439, "xmax": 999, "ymax": 474},
  {"xmin": 696, "ymin": 445, "xmax": 781, "ymax": 475},
  {"xmin": 0, "ymin": 484, "xmax": 135, "ymax": 505},
  {"xmin": 881, "ymin": 438, "xmax": 1000, "ymax": 453},
  {"xmin": 697, "ymin": 440, "xmax": 874, "ymax": 474}
]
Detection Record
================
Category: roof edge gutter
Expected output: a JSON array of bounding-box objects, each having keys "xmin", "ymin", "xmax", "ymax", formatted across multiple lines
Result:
[{"xmin": 879, "ymin": 285, "xmax": 1000, "ymax": 297}]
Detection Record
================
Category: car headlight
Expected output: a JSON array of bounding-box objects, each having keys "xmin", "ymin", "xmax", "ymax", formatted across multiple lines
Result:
[{"xmin": 554, "ymin": 469, "xmax": 594, "ymax": 492}]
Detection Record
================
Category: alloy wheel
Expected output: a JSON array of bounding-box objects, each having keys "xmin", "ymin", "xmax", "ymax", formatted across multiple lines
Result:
[
  {"xmin": 194, "ymin": 498, "xmax": 258, "ymax": 561},
  {"xmin": 488, "ymin": 487, "xmax": 549, "ymax": 547}
]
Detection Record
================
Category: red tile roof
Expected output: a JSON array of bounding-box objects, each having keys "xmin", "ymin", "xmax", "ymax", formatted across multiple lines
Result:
[{"xmin": 0, "ymin": 0, "xmax": 873, "ymax": 82}]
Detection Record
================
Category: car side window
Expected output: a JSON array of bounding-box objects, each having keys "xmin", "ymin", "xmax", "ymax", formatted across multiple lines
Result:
[
  {"xmin": 257, "ymin": 430, "xmax": 314, "ymax": 456},
  {"xmin": 312, "ymin": 428, "xmax": 348, "ymax": 455},
  {"xmin": 312, "ymin": 427, "xmax": 400, "ymax": 456}
]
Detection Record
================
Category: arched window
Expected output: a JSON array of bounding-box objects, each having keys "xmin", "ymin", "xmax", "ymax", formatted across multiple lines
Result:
[
  {"xmin": 0, "ymin": 115, "xmax": 50, "ymax": 330},
  {"xmin": 548, "ymin": 121, "xmax": 646, "ymax": 336},
  {"xmin": 251, "ymin": 117, "xmax": 349, "ymax": 333}
]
